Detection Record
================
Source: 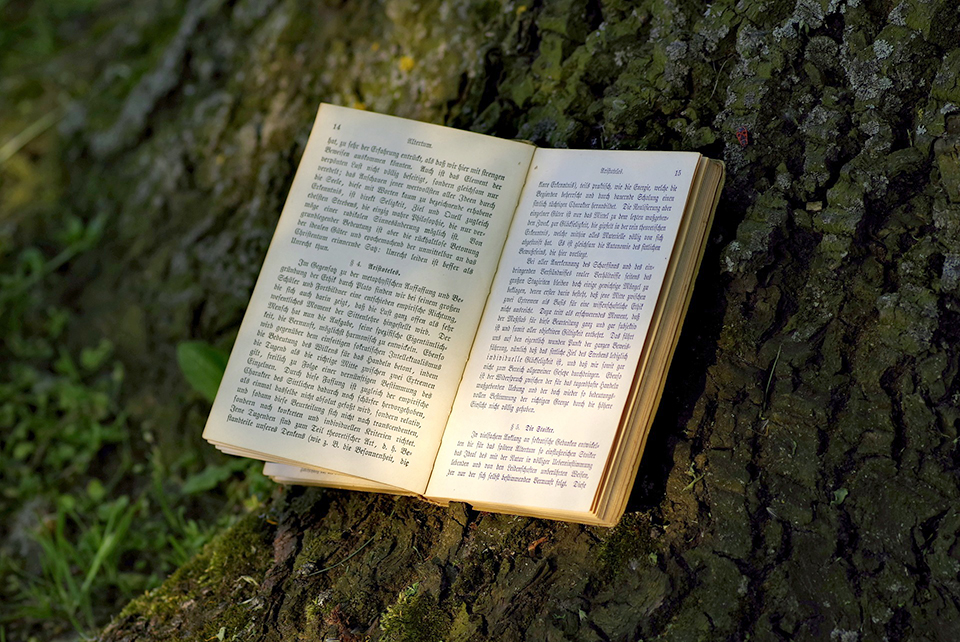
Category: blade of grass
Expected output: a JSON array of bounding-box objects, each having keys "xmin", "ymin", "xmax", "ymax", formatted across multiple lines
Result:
[
  {"xmin": 0, "ymin": 110, "xmax": 61, "ymax": 165},
  {"xmin": 80, "ymin": 532, "xmax": 116, "ymax": 595}
]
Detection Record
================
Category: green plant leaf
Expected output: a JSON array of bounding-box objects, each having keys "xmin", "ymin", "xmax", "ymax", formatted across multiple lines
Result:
[
  {"xmin": 80, "ymin": 338, "xmax": 113, "ymax": 372},
  {"xmin": 180, "ymin": 459, "xmax": 248, "ymax": 494},
  {"xmin": 176, "ymin": 341, "xmax": 228, "ymax": 403},
  {"xmin": 86, "ymin": 479, "xmax": 105, "ymax": 502}
]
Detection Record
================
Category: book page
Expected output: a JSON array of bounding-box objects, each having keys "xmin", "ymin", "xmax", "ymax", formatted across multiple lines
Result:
[
  {"xmin": 262, "ymin": 463, "xmax": 409, "ymax": 494},
  {"xmin": 204, "ymin": 104, "xmax": 535, "ymax": 492},
  {"xmin": 426, "ymin": 149, "xmax": 700, "ymax": 513}
]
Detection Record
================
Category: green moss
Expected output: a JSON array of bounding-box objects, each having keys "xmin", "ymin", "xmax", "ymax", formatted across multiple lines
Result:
[
  {"xmin": 302, "ymin": 590, "xmax": 331, "ymax": 632},
  {"xmin": 378, "ymin": 583, "xmax": 451, "ymax": 642},
  {"xmin": 874, "ymin": 284, "xmax": 939, "ymax": 354},
  {"xmin": 597, "ymin": 512, "xmax": 656, "ymax": 575},
  {"xmin": 117, "ymin": 511, "xmax": 272, "ymax": 623},
  {"xmin": 449, "ymin": 546, "xmax": 499, "ymax": 602},
  {"xmin": 198, "ymin": 601, "xmax": 258, "ymax": 641},
  {"xmin": 446, "ymin": 602, "xmax": 480, "ymax": 640},
  {"xmin": 293, "ymin": 522, "xmax": 347, "ymax": 576},
  {"xmin": 202, "ymin": 512, "xmax": 270, "ymax": 582}
]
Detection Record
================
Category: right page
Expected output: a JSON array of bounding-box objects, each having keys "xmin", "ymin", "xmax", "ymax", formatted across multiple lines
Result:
[{"xmin": 426, "ymin": 148, "xmax": 701, "ymax": 516}]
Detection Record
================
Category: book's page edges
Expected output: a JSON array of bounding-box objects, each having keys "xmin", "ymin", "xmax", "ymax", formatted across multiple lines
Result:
[
  {"xmin": 586, "ymin": 157, "xmax": 713, "ymax": 512},
  {"xmin": 595, "ymin": 159, "xmax": 725, "ymax": 522},
  {"xmin": 454, "ymin": 500, "xmax": 613, "ymax": 526},
  {"xmin": 263, "ymin": 462, "xmax": 411, "ymax": 494}
]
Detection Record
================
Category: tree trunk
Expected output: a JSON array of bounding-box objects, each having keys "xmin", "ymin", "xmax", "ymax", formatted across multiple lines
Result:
[{"xmin": 47, "ymin": 0, "xmax": 960, "ymax": 639}]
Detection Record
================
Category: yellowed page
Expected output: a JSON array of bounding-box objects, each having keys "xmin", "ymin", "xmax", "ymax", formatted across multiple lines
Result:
[
  {"xmin": 263, "ymin": 463, "xmax": 408, "ymax": 494},
  {"xmin": 426, "ymin": 149, "xmax": 700, "ymax": 513},
  {"xmin": 204, "ymin": 104, "xmax": 534, "ymax": 493}
]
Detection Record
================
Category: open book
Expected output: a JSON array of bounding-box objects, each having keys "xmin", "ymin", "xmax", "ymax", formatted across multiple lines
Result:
[{"xmin": 202, "ymin": 103, "xmax": 724, "ymax": 526}]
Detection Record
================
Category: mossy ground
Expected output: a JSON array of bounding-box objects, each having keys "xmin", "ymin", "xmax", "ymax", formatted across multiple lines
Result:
[{"xmin": 3, "ymin": 0, "xmax": 960, "ymax": 639}]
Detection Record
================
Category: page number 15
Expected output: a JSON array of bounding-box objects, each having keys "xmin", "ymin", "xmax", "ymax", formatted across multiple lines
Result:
[{"xmin": 674, "ymin": 169, "xmax": 681, "ymax": 176}]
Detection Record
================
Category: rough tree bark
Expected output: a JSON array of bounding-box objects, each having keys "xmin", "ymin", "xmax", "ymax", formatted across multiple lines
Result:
[{"xmin": 41, "ymin": 0, "xmax": 960, "ymax": 639}]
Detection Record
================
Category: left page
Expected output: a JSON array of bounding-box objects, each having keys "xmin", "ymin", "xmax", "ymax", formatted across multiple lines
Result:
[{"xmin": 203, "ymin": 104, "xmax": 535, "ymax": 493}]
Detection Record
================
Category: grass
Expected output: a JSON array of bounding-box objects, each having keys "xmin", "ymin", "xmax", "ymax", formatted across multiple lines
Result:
[
  {"xmin": 0, "ymin": 9, "xmax": 269, "ymax": 638},
  {"xmin": 0, "ymin": 213, "xmax": 270, "ymax": 640}
]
